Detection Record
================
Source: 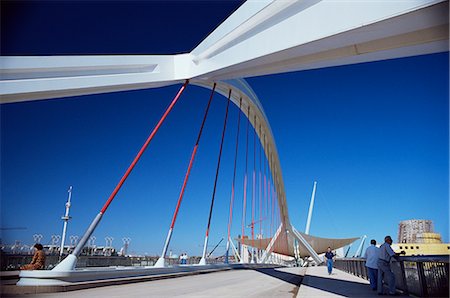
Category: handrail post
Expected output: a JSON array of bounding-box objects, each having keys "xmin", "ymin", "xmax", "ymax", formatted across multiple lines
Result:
[
  {"xmin": 417, "ymin": 261, "xmax": 428, "ymax": 297},
  {"xmin": 399, "ymin": 260, "xmax": 409, "ymax": 295}
]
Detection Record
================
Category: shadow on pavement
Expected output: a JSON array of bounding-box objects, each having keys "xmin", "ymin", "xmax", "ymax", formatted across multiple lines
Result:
[
  {"xmin": 254, "ymin": 268, "xmax": 303, "ymax": 286},
  {"xmin": 301, "ymin": 274, "xmax": 388, "ymax": 297}
]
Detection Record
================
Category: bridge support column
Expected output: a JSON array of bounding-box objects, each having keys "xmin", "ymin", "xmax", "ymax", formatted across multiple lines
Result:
[
  {"xmin": 228, "ymin": 237, "xmax": 241, "ymax": 263},
  {"xmin": 291, "ymin": 226, "xmax": 322, "ymax": 265},
  {"xmin": 260, "ymin": 223, "xmax": 282, "ymax": 263},
  {"xmin": 52, "ymin": 81, "xmax": 188, "ymax": 272},
  {"xmin": 199, "ymin": 237, "xmax": 208, "ymax": 265}
]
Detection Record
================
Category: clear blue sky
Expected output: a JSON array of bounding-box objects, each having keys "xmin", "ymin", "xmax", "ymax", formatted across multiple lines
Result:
[{"xmin": 1, "ymin": 1, "xmax": 448, "ymax": 256}]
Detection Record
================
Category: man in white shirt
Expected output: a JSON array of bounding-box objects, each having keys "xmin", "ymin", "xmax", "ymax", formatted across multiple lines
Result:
[
  {"xmin": 364, "ymin": 239, "xmax": 380, "ymax": 291},
  {"xmin": 377, "ymin": 236, "xmax": 403, "ymax": 295}
]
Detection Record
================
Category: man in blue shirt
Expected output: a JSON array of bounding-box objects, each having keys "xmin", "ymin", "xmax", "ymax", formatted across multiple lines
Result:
[
  {"xmin": 377, "ymin": 236, "xmax": 403, "ymax": 295},
  {"xmin": 364, "ymin": 239, "xmax": 380, "ymax": 291},
  {"xmin": 324, "ymin": 247, "xmax": 335, "ymax": 275}
]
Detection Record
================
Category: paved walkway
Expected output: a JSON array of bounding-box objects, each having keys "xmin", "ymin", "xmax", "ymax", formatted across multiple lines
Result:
[
  {"xmin": 297, "ymin": 266, "xmax": 380, "ymax": 297},
  {"xmin": 23, "ymin": 267, "xmax": 304, "ymax": 297},
  {"xmin": 4, "ymin": 266, "xmax": 387, "ymax": 297}
]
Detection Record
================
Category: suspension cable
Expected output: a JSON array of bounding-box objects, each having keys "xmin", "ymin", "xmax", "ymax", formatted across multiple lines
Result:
[
  {"xmin": 241, "ymin": 106, "xmax": 250, "ymax": 241},
  {"xmin": 259, "ymin": 124, "xmax": 262, "ymax": 250},
  {"xmin": 155, "ymin": 83, "xmax": 216, "ymax": 263},
  {"xmin": 169, "ymin": 83, "xmax": 216, "ymax": 230},
  {"xmin": 72, "ymin": 80, "xmax": 189, "ymax": 259},
  {"xmin": 100, "ymin": 80, "xmax": 189, "ymax": 214},
  {"xmin": 264, "ymin": 134, "xmax": 267, "ymax": 235},
  {"xmin": 275, "ymin": 190, "xmax": 280, "ymax": 256},
  {"xmin": 251, "ymin": 115, "xmax": 256, "ymax": 250},
  {"xmin": 225, "ymin": 98, "xmax": 242, "ymax": 263},
  {"xmin": 274, "ymin": 189, "xmax": 278, "ymax": 256},
  {"xmin": 201, "ymin": 90, "xmax": 231, "ymax": 261},
  {"xmin": 269, "ymin": 159, "xmax": 273, "ymax": 238}
]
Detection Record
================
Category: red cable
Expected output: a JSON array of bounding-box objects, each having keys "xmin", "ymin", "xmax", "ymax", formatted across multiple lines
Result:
[
  {"xmin": 205, "ymin": 90, "xmax": 231, "ymax": 237},
  {"xmin": 259, "ymin": 125, "xmax": 262, "ymax": 249},
  {"xmin": 274, "ymin": 192, "xmax": 277, "ymax": 256},
  {"xmin": 100, "ymin": 80, "xmax": 189, "ymax": 214},
  {"xmin": 226, "ymin": 98, "xmax": 242, "ymax": 240},
  {"xmin": 274, "ymin": 184, "xmax": 278, "ymax": 255},
  {"xmin": 270, "ymin": 155, "xmax": 275, "ymax": 241},
  {"xmin": 169, "ymin": 83, "xmax": 216, "ymax": 229},
  {"xmin": 241, "ymin": 106, "xmax": 250, "ymax": 240},
  {"xmin": 276, "ymin": 194, "xmax": 280, "ymax": 255},
  {"xmin": 269, "ymin": 172, "xmax": 273, "ymax": 238},
  {"xmin": 264, "ymin": 135, "xmax": 267, "ymax": 237},
  {"xmin": 251, "ymin": 116, "xmax": 256, "ymax": 249}
]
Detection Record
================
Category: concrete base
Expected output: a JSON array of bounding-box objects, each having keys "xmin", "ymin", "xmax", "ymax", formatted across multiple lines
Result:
[
  {"xmin": 52, "ymin": 254, "xmax": 78, "ymax": 271},
  {"xmin": 198, "ymin": 257, "xmax": 207, "ymax": 266},
  {"xmin": 153, "ymin": 257, "xmax": 166, "ymax": 268}
]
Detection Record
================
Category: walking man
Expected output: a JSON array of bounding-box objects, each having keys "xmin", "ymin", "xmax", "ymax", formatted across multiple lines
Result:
[
  {"xmin": 324, "ymin": 247, "xmax": 335, "ymax": 275},
  {"xmin": 377, "ymin": 236, "xmax": 402, "ymax": 295},
  {"xmin": 364, "ymin": 239, "xmax": 380, "ymax": 291}
]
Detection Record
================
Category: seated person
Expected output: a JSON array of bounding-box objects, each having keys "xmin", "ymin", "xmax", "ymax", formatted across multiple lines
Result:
[{"xmin": 20, "ymin": 243, "xmax": 46, "ymax": 270}]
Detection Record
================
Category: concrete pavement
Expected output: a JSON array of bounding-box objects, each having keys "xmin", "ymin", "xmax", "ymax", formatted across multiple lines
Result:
[
  {"xmin": 4, "ymin": 266, "xmax": 386, "ymax": 297},
  {"xmin": 23, "ymin": 267, "xmax": 305, "ymax": 297},
  {"xmin": 297, "ymin": 266, "xmax": 380, "ymax": 297}
]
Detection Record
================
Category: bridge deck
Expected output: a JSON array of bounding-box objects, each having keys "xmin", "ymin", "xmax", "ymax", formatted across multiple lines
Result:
[
  {"xmin": 4, "ymin": 266, "xmax": 384, "ymax": 297},
  {"xmin": 298, "ymin": 266, "xmax": 381, "ymax": 297},
  {"xmin": 18, "ymin": 266, "xmax": 302, "ymax": 297}
]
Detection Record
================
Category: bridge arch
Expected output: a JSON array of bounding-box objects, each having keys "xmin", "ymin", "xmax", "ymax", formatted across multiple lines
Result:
[{"xmin": 191, "ymin": 79, "xmax": 290, "ymax": 231}]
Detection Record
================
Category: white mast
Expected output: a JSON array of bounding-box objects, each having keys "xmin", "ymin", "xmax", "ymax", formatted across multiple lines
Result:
[
  {"xmin": 305, "ymin": 181, "xmax": 317, "ymax": 235},
  {"xmin": 59, "ymin": 186, "xmax": 73, "ymax": 258},
  {"xmin": 354, "ymin": 235, "xmax": 367, "ymax": 257}
]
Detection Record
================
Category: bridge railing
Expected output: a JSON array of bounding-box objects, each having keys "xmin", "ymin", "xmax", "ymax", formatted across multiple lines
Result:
[
  {"xmin": 1, "ymin": 253, "xmax": 227, "ymax": 270},
  {"xmin": 334, "ymin": 255, "xmax": 449, "ymax": 297}
]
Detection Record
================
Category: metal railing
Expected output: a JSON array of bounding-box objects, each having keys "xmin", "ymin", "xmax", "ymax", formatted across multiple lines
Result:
[
  {"xmin": 334, "ymin": 255, "xmax": 449, "ymax": 297},
  {"xmin": 1, "ymin": 252, "xmax": 226, "ymax": 270}
]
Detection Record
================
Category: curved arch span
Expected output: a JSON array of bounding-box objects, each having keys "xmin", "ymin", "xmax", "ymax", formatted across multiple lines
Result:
[{"xmin": 191, "ymin": 79, "xmax": 290, "ymax": 232}]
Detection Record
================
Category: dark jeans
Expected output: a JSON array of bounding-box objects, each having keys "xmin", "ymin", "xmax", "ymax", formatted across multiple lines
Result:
[
  {"xmin": 377, "ymin": 259, "xmax": 396, "ymax": 294},
  {"xmin": 367, "ymin": 267, "xmax": 378, "ymax": 290},
  {"xmin": 326, "ymin": 259, "xmax": 333, "ymax": 274}
]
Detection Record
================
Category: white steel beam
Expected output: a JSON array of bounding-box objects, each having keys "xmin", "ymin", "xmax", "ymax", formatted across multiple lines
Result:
[
  {"xmin": 1, "ymin": 0, "xmax": 447, "ymax": 104},
  {"xmin": 260, "ymin": 223, "xmax": 283, "ymax": 263},
  {"xmin": 190, "ymin": 0, "xmax": 448, "ymax": 80},
  {"xmin": 305, "ymin": 181, "xmax": 317, "ymax": 235},
  {"xmin": 291, "ymin": 226, "xmax": 322, "ymax": 265},
  {"xmin": 0, "ymin": 55, "xmax": 185, "ymax": 104},
  {"xmin": 229, "ymin": 237, "xmax": 242, "ymax": 263}
]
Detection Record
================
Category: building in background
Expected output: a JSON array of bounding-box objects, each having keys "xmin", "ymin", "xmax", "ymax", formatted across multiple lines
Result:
[
  {"xmin": 393, "ymin": 219, "xmax": 449, "ymax": 256},
  {"xmin": 398, "ymin": 219, "xmax": 433, "ymax": 243}
]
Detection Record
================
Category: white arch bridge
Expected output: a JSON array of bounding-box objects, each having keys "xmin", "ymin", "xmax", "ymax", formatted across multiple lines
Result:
[{"xmin": 1, "ymin": 0, "xmax": 447, "ymax": 286}]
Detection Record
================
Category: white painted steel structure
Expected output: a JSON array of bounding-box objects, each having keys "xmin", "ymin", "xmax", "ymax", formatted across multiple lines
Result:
[
  {"xmin": 354, "ymin": 235, "xmax": 368, "ymax": 258},
  {"xmin": 1, "ymin": 0, "xmax": 448, "ymax": 284},
  {"xmin": 1, "ymin": 0, "xmax": 447, "ymax": 103},
  {"xmin": 305, "ymin": 181, "xmax": 317, "ymax": 235},
  {"xmin": 59, "ymin": 186, "xmax": 73, "ymax": 258}
]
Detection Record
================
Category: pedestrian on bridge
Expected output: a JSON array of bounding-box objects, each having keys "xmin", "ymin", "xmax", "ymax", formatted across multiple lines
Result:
[
  {"xmin": 324, "ymin": 247, "xmax": 335, "ymax": 275},
  {"xmin": 364, "ymin": 239, "xmax": 380, "ymax": 291},
  {"xmin": 377, "ymin": 236, "xmax": 403, "ymax": 296},
  {"xmin": 180, "ymin": 253, "xmax": 188, "ymax": 265}
]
